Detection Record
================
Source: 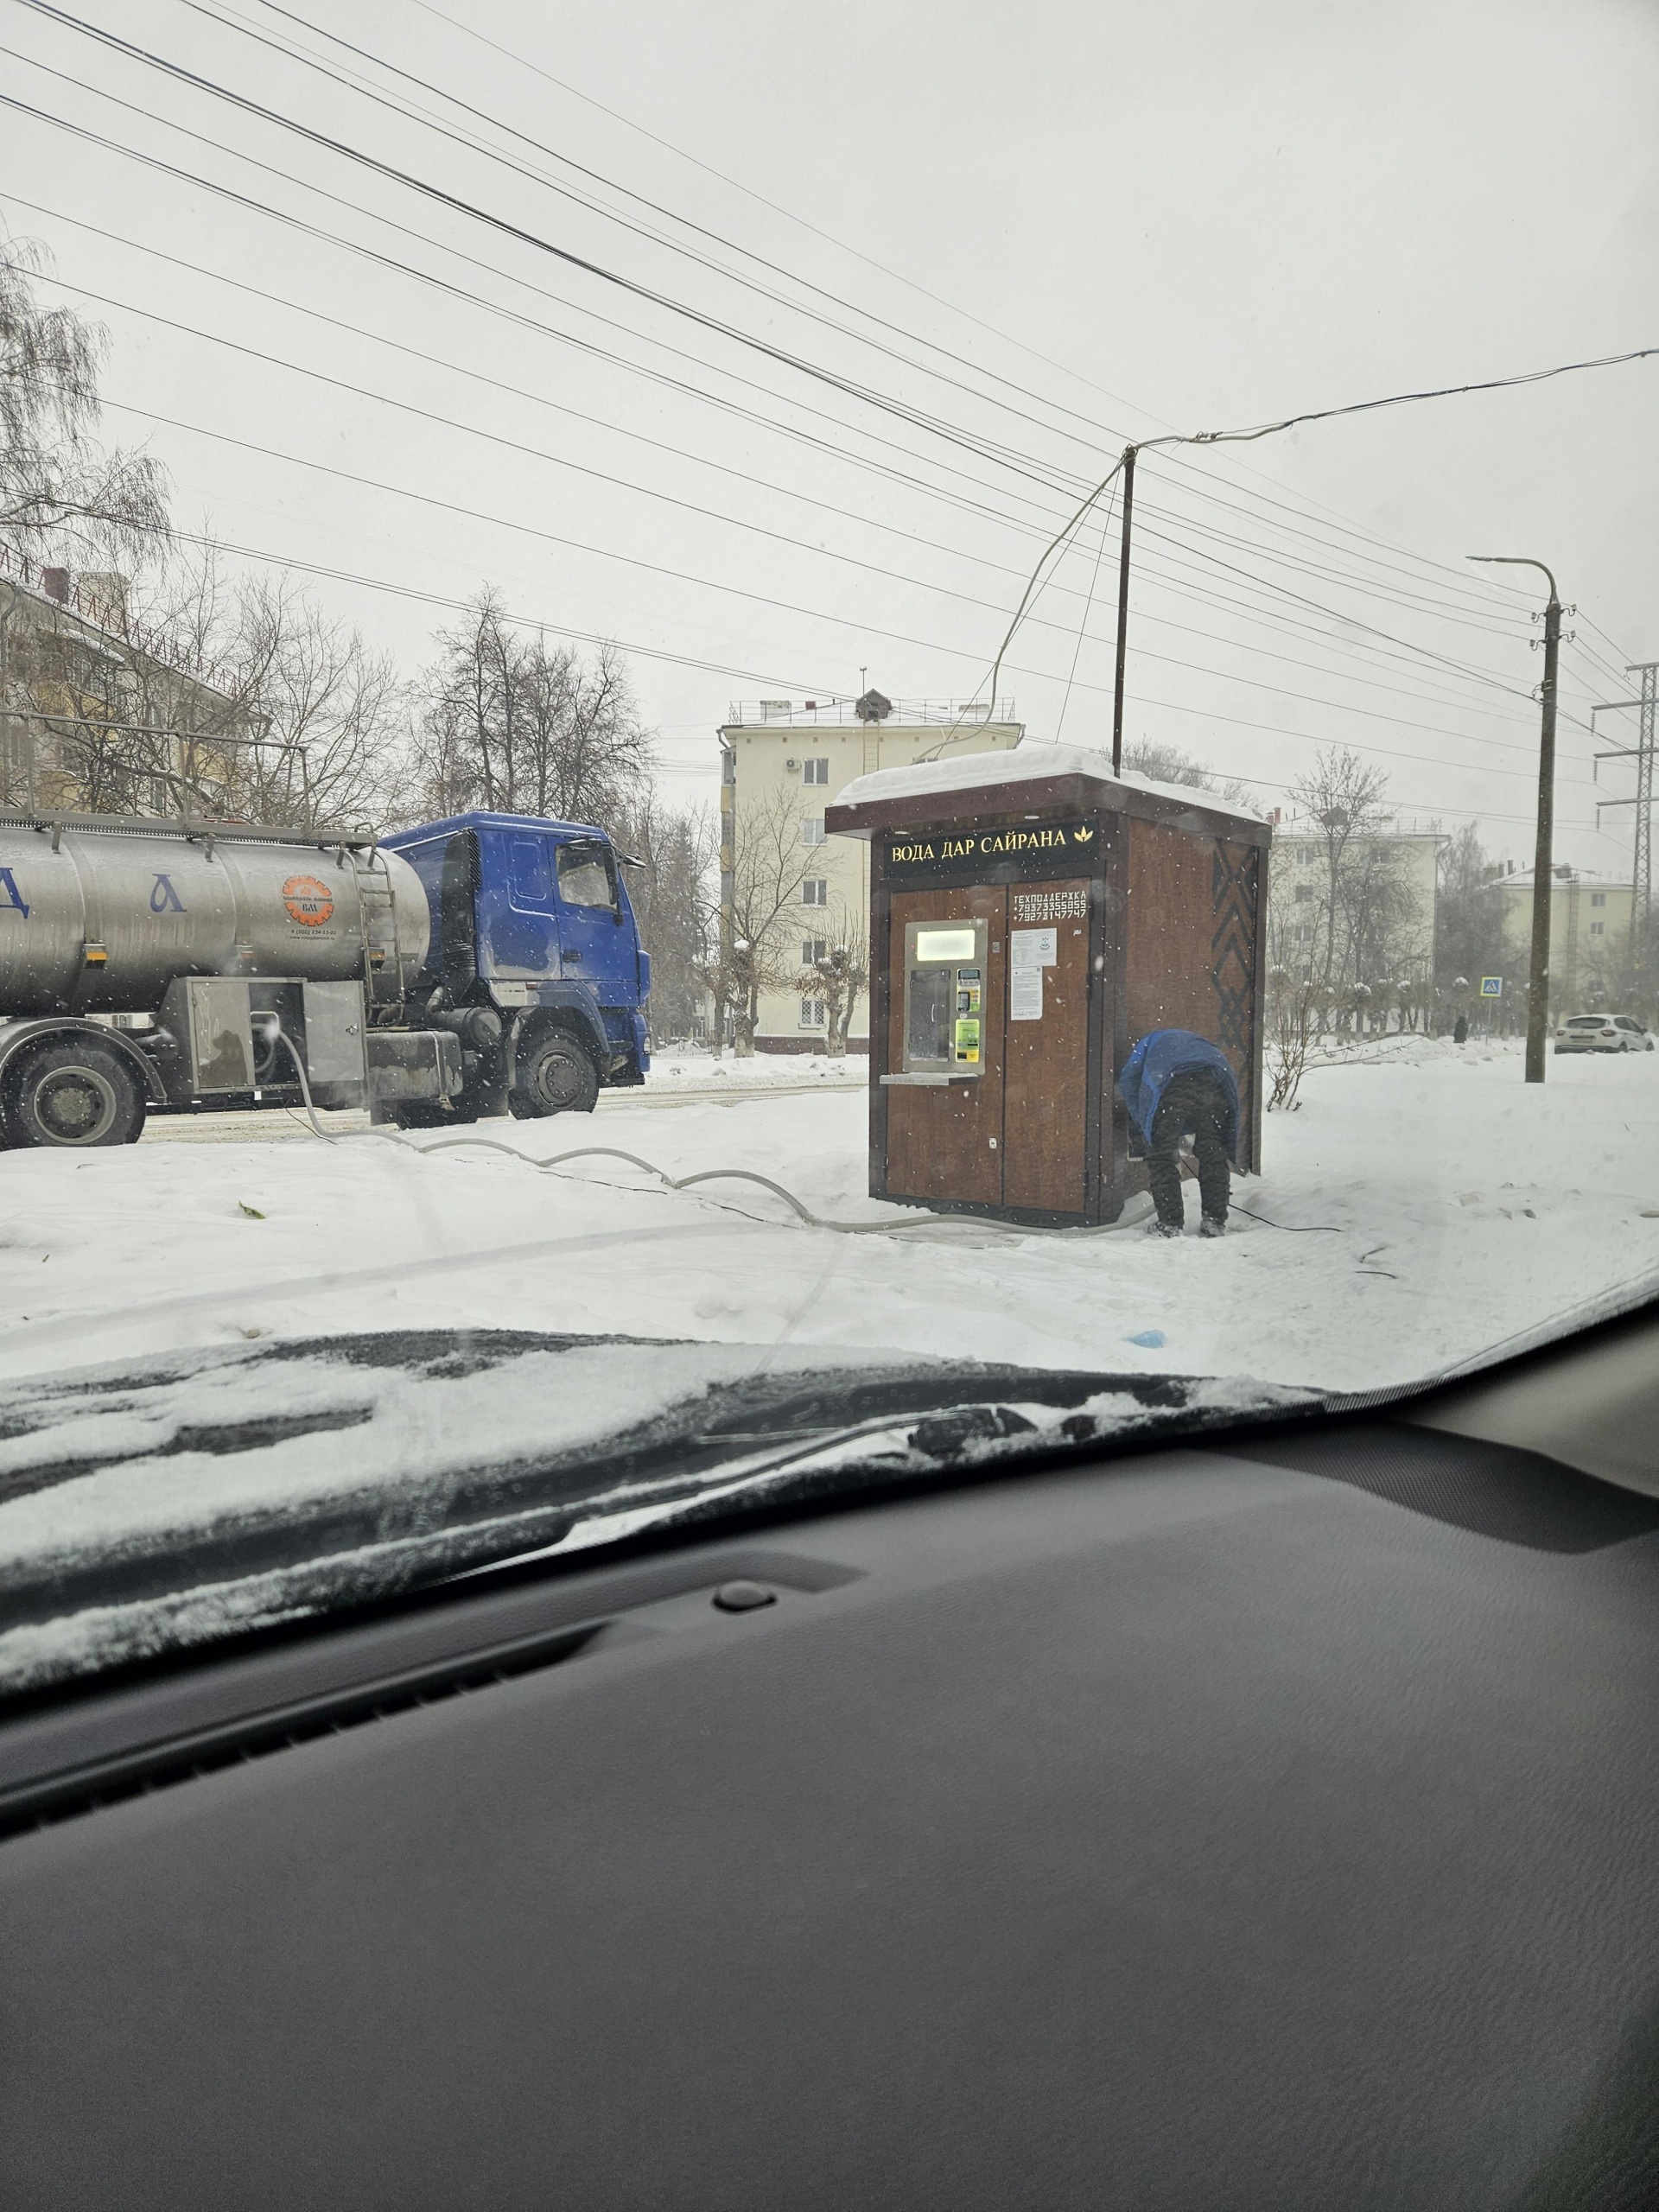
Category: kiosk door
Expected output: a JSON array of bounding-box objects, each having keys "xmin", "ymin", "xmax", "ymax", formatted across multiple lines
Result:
[
  {"xmin": 884, "ymin": 886, "xmax": 1004, "ymax": 1207},
  {"xmin": 1002, "ymin": 878, "xmax": 1092, "ymax": 1216}
]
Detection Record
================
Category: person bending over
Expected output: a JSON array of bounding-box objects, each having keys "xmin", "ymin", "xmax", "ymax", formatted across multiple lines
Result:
[{"xmin": 1119, "ymin": 1027, "xmax": 1239, "ymax": 1239}]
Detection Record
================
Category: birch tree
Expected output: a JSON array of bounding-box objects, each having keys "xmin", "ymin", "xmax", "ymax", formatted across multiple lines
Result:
[{"xmin": 1, "ymin": 239, "xmax": 169, "ymax": 564}]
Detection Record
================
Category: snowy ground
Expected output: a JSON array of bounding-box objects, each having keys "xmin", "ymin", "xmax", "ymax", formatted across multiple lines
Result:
[
  {"xmin": 137, "ymin": 1052, "xmax": 867, "ymax": 1141},
  {"xmin": 6, "ymin": 1038, "xmax": 1658, "ymax": 1396}
]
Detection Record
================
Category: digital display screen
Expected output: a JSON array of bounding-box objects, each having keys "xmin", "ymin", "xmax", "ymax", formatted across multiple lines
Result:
[{"xmin": 913, "ymin": 927, "xmax": 978, "ymax": 963}]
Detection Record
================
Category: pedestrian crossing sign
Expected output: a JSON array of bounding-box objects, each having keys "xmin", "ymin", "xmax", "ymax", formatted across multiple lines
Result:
[{"xmin": 1479, "ymin": 976, "xmax": 1503, "ymax": 997}]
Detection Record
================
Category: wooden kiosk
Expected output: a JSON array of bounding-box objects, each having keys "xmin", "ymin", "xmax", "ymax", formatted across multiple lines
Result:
[{"xmin": 824, "ymin": 743, "xmax": 1270, "ymax": 1227}]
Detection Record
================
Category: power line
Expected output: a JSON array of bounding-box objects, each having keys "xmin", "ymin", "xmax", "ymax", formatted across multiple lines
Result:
[
  {"xmin": 1132, "ymin": 493, "xmax": 1531, "ymax": 639},
  {"xmin": 17, "ymin": 192, "xmax": 1555, "ymax": 741},
  {"xmin": 995, "ymin": 345, "xmax": 1659, "ymax": 687},
  {"xmin": 3, "ymin": 38, "xmax": 1571, "ymax": 671},
  {"xmin": 1056, "ymin": 481, "xmax": 1113, "ymax": 744},
  {"xmin": 91, "ymin": 384, "xmax": 1603, "ymax": 778},
  {"xmin": 11, "ymin": 14, "xmax": 1607, "ymax": 659},
  {"xmin": 136, "ymin": 523, "xmax": 849, "ymax": 698},
  {"xmin": 34, "ymin": 512, "xmax": 1605, "ymax": 837},
  {"xmin": 1175, "ymin": 350, "xmax": 1659, "ymax": 449},
  {"xmin": 5, "ymin": 28, "xmax": 1631, "ymax": 799},
  {"xmin": 384, "ymin": 0, "xmax": 1615, "ymax": 637},
  {"xmin": 0, "ymin": 73, "xmax": 1096, "ymax": 531},
  {"xmin": 11, "ymin": 233, "xmax": 1611, "ymax": 779},
  {"xmin": 15, "ymin": 236, "xmax": 1565, "ymax": 744},
  {"xmin": 180, "ymin": 0, "xmax": 1141, "ymax": 480},
  {"xmin": 12, "ymin": 3, "xmax": 1103, "ymax": 496},
  {"xmin": 3, "ymin": 245, "xmax": 1156, "ymax": 623}
]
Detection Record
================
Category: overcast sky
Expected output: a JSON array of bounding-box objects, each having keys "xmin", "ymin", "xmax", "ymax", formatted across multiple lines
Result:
[{"xmin": 3, "ymin": 0, "xmax": 1656, "ymax": 867}]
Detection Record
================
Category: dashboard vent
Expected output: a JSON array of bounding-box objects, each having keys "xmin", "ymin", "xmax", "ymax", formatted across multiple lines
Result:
[{"xmin": 0, "ymin": 1618, "xmax": 608, "ymax": 1845}]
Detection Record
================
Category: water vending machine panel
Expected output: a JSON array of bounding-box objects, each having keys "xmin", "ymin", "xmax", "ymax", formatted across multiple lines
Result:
[{"xmin": 903, "ymin": 920, "xmax": 988, "ymax": 1074}]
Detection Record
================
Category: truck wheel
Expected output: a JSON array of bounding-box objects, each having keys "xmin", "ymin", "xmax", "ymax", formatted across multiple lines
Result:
[
  {"xmin": 5, "ymin": 1040, "xmax": 147, "ymax": 1148},
  {"xmin": 509, "ymin": 1030, "xmax": 599, "ymax": 1118}
]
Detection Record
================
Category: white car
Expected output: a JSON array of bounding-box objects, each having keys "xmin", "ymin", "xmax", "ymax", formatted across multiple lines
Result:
[{"xmin": 1554, "ymin": 1013, "xmax": 1656, "ymax": 1053}]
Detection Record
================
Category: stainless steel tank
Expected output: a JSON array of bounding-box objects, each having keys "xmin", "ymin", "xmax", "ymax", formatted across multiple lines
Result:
[{"xmin": 0, "ymin": 819, "xmax": 430, "ymax": 1016}]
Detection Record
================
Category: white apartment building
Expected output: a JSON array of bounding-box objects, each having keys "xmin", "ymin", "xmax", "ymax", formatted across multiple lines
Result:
[
  {"xmin": 1268, "ymin": 814, "xmax": 1446, "ymax": 985},
  {"xmin": 718, "ymin": 694, "xmax": 1022, "ymax": 1051},
  {"xmin": 1495, "ymin": 865, "xmax": 1635, "ymax": 1007}
]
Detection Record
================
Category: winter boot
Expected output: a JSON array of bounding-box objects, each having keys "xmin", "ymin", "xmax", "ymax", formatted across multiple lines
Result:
[
  {"xmin": 1198, "ymin": 1215, "xmax": 1227, "ymax": 1240},
  {"xmin": 1145, "ymin": 1219, "xmax": 1183, "ymax": 1239}
]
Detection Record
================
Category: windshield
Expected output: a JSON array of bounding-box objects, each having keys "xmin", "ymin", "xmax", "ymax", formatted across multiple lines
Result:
[{"xmin": 0, "ymin": 0, "xmax": 1655, "ymax": 1695}]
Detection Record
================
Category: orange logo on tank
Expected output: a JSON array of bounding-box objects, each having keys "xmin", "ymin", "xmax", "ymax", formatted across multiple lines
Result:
[{"xmin": 283, "ymin": 874, "xmax": 334, "ymax": 927}]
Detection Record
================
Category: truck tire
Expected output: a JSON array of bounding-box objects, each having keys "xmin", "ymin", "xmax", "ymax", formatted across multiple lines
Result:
[
  {"xmin": 4, "ymin": 1039, "xmax": 147, "ymax": 1149},
  {"xmin": 509, "ymin": 1029, "xmax": 599, "ymax": 1118}
]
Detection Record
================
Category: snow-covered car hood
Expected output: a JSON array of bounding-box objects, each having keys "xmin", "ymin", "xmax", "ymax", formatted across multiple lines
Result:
[{"xmin": 0, "ymin": 1331, "xmax": 1317, "ymax": 1697}]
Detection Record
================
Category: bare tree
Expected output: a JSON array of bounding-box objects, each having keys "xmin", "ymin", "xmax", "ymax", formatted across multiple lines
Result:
[
  {"xmin": 1287, "ymin": 747, "xmax": 1399, "ymax": 1017},
  {"xmin": 415, "ymin": 589, "xmax": 516, "ymax": 816},
  {"xmin": 213, "ymin": 575, "xmax": 407, "ymax": 829},
  {"xmin": 709, "ymin": 784, "xmax": 810, "ymax": 1056},
  {"xmin": 1433, "ymin": 820, "xmax": 1510, "ymax": 1027},
  {"xmin": 1, "ymin": 238, "xmax": 169, "ymax": 566},
  {"xmin": 611, "ymin": 791, "xmax": 718, "ymax": 1044},
  {"xmin": 807, "ymin": 902, "xmax": 869, "ymax": 1058},
  {"xmin": 1122, "ymin": 738, "xmax": 1252, "ymax": 811},
  {"xmin": 414, "ymin": 588, "xmax": 655, "ymax": 830},
  {"xmin": 1264, "ymin": 965, "xmax": 1317, "ymax": 1110},
  {"xmin": 6, "ymin": 545, "xmax": 410, "ymax": 826}
]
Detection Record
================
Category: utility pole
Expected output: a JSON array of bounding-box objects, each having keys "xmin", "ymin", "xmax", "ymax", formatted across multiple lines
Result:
[
  {"xmin": 1592, "ymin": 660, "xmax": 1656, "ymax": 948},
  {"xmin": 1469, "ymin": 556, "xmax": 1561, "ymax": 1083},
  {"xmin": 1110, "ymin": 445, "xmax": 1137, "ymax": 775}
]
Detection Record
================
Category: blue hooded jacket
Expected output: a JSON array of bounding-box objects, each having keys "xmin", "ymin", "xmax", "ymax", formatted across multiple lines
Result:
[{"xmin": 1119, "ymin": 1029, "xmax": 1240, "ymax": 1155}]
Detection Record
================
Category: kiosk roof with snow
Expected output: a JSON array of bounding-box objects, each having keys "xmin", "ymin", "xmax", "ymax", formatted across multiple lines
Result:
[{"xmin": 825, "ymin": 741, "xmax": 1270, "ymax": 1226}]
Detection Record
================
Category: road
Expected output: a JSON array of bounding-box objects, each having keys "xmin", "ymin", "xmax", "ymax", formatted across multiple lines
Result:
[{"xmin": 137, "ymin": 1078, "xmax": 861, "ymax": 1142}]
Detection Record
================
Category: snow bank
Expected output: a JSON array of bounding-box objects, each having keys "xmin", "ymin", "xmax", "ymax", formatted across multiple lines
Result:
[
  {"xmin": 832, "ymin": 739, "xmax": 1267, "ymax": 823},
  {"xmin": 641, "ymin": 1053, "xmax": 864, "ymax": 1090}
]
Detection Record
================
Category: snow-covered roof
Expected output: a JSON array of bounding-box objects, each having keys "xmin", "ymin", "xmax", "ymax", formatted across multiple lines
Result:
[
  {"xmin": 1497, "ymin": 864, "xmax": 1624, "ymax": 890},
  {"xmin": 830, "ymin": 739, "xmax": 1267, "ymax": 823}
]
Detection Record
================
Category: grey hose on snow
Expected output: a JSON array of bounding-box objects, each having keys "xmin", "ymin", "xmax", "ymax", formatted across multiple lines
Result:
[
  {"xmin": 364, "ymin": 1130, "xmax": 1160, "ymax": 1237},
  {"xmin": 270, "ymin": 1050, "xmax": 1332, "ymax": 1238}
]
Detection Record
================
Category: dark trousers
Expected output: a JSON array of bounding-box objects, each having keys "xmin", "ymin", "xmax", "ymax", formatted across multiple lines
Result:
[{"xmin": 1147, "ymin": 1071, "xmax": 1231, "ymax": 1230}]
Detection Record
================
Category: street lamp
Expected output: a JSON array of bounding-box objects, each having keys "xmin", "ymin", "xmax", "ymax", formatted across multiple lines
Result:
[{"xmin": 1468, "ymin": 556, "xmax": 1561, "ymax": 1083}]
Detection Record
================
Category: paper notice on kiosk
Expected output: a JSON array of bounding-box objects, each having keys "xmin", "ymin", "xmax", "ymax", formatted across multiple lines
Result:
[{"xmin": 1009, "ymin": 928, "xmax": 1056, "ymax": 1020}]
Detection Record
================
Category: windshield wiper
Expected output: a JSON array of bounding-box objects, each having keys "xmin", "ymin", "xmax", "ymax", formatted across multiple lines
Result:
[{"xmin": 0, "ymin": 1331, "xmax": 1319, "ymax": 1699}]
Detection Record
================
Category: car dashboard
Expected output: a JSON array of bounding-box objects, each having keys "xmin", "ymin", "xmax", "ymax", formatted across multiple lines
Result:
[{"xmin": 0, "ymin": 1319, "xmax": 1656, "ymax": 2209}]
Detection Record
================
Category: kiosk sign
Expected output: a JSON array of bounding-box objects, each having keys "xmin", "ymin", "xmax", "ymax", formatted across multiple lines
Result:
[{"xmin": 883, "ymin": 818, "xmax": 1098, "ymax": 886}]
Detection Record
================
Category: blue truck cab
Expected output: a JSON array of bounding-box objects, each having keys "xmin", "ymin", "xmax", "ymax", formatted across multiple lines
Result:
[{"xmin": 382, "ymin": 812, "xmax": 650, "ymax": 1125}]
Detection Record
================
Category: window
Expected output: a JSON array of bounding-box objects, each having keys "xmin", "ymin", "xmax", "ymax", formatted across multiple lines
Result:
[
  {"xmin": 801, "ymin": 817, "xmax": 825, "ymax": 847},
  {"xmin": 1590, "ymin": 921, "xmax": 1605, "ymax": 937},
  {"xmin": 1294, "ymin": 885, "xmax": 1313, "ymax": 904},
  {"xmin": 803, "ymin": 758, "xmax": 830, "ymax": 785},
  {"xmin": 802, "ymin": 938, "xmax": 828, "ymax": 968},
  {"xmin": 507, "ymin": 836, "xmax": 550, "ymax": 907},
  {"xmin": 801, "ymin": 878, "xmax": 828, "ymax": 906},
  {"xmin": 1592, "ymin": 892, "xmax": 1606, "ymax": 907},
  {"xmin": 556, "ymin": 842, "xmax": 616, "ymax": 910},
  {"xmin": 799, "ymin": 998, "xmax": 826, "ymax": 1027}
]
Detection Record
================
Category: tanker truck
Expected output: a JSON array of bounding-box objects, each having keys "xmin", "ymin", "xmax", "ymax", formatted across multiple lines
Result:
[{"xmin": 0, "ymin": 807, "xmax": 650, "ymax": 1148}]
